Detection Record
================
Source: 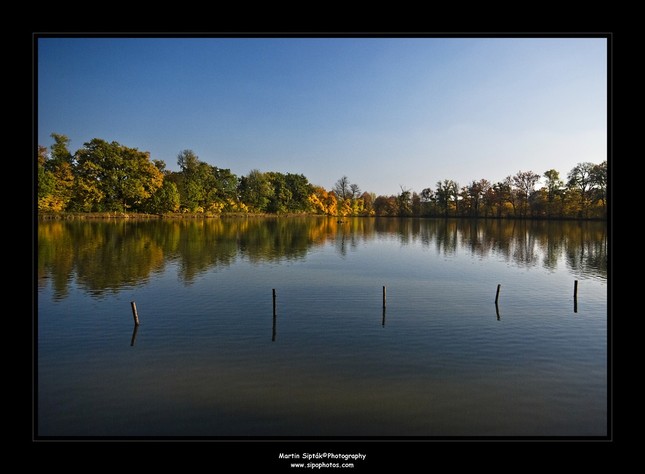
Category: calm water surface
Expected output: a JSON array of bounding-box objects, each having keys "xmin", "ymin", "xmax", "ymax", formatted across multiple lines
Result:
[{"xmin": 37, "ymin": 218, "xmax": 608, "ymax": 437}]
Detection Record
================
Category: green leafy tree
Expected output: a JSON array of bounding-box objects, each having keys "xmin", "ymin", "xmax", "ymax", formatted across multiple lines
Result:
[
  {"xmin": 239, "ymin": 169, "xmax": 274, "ymax": 212},
  {"xmin": 38, "ymin": 137, "xmax": 75, "ymax": 211},
  {"xmin": 37, "ymin": 145, "xmax": 55, "ymax": 209},
  {"xmin": 262, "ymin": 172, "xmax": 313, "ymax": 214},
  {"xmin": 211, "ymin": 167, "xmax": 239, "ymax": 210},
  {"xmin": 70, "ymin": 157, "xmax": 105, "ymax": 211},
  {"xmin": 49, "ymin": 133, "xmax": 74, "ymax": 165},
  {"xmin": 176, "ymin": 149, "xmax": 201, "ymax": 211},
  {"xmin": 143, "ymin": 180, "xmax": 180, "ymax": 214},
  {"xmin": 177, "ymin": 149, "xmax": 201, "ymax": 175},
  {"xmin": 266, "ymin": 172, "xmax": 292, "ymax": 213},
  {"xmin": 284, "ymin": 173, "xmax": 314, "ymax": 212},
  {"xmin": 72, "ymin": 139, "xmax": 163, "ymax": 212},
  {"xmin": 175, "ymin": 150, "xmax": 224, "ymax": 212}
]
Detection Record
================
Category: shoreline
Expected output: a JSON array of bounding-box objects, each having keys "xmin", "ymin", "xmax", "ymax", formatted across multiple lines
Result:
[{"xmin": 36, "ymin": 211, "xmax": 607, "ymax": 222}]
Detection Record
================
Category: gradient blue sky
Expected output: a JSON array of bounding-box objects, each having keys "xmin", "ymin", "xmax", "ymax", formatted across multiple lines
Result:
[{"xmin": 37, "ymin": 36, "xmax": 607, "ymax": 196}]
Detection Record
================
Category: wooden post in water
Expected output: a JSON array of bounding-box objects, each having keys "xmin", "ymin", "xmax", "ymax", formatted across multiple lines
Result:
[
  {"xmin": 272, "ymin": 313, "xmax": 277, "ymax": 342},
  {"xmin": 130, "ymin": 301, "xmax": 140, "ymax": 326},
  {"xmin": 495, "ymin": 284, "xmax": 501, "ymax": 304},
  {"xmin": 272, "ymin": 289, "xmax": 277, "ymax": 317},
  {"xmin": 383, "ymin": 285, "xmax": 387, "ymax": 308},
  {"xmin": 574, "ymin": 280, "xmax": 578, "ymax": 313}
]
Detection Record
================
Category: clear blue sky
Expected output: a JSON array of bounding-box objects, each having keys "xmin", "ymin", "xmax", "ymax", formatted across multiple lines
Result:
[{"xmin": 37, "ymin": 36, "xmax": 607, "ymax": 196}]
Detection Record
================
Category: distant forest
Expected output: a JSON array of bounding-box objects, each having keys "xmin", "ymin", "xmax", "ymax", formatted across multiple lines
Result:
[{"xmin": 37, "ymin": 133, "xmax": 607, "ymax": 219}]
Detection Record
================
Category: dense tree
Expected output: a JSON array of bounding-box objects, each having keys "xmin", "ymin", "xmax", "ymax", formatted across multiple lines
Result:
[
  {"xmin": 411, "ymin": 192, "xmax": 421, "ymax": 216},
  {"xmin": 38, "ymin": 146, "xmax": 55, "ymax": 209},
  {"xmin": 397, "ymin": 187, "xmax": 412, "ymax": 217},
  {"xmin": 464, "ymin": 179, "xmax": 490, "ymax": 217},
  {"xmin": 239, "ymin": 170, "xmax": 273, "ymax": 212},
  {"xmin": 435, "ymin": 180, "xmax": 458, "ymax": 217},
  {"xmin": 543, "ymin": 169, "xmax": 564, "ymax": 218},
  {"xmin": 210, "ymin": 167, "xmax": 239, "ymax": 210},
  {"xmin": 49, "ymin": 133, "xmax": 74, "ymax": 166},
  {"xmin": 512, "ymin": 170, "xmax": 540, "ymax": 218},
  {"xmin": 281, "ymin": 173, "xmax": 313, "ymax": 213},
  {"xmin": 174, "ymin": 150, "xmax": 241, "ymax": 213},
  {"xmin": 308, "ymin": 186, "xmax": 337, "ymax": 215},
  {"xmin": 71, "ymin": 139, "xmax": 163, "ymax": 212},
  {"xmin": 567, "ymin": 162, "xmax": 597, "ymax": 218},
  {"xmin": 175, "ymin": 150, "xmax": 210, "ymax": 211},
  {"xmin": 331, "ymin": 176, "xmax": 363, "ymax": 215},
  {"xmin": 420, "ymin": 187, "xmax": 435, "ymax": 216},
  {"xmin": 373, "ymin": 195, "xmax": 398, "ymax": 216},
  {"xmin": 38, "ymin": 135, "xmax": 75, "ymax": 211},
  {"xmin": 499, "ymin": 177, "xmax": 517, "ymax": 217},
  {"xmin": 360, "ymin": 191, "xmax": 375, "ymax": 216},
  {"xmin": 481, "ymin": 185, "xmax": 497, "ymax": 218},
  {"xmin": 143, "ymin": 180, "xmax": 180, "ymax": 214},
  {"xmin": 177, "ymin": 149, "xmax": 200, "ymax": 175},
  {"xmin": 591, "ymin": 161, "xmax": 607, "ymax": 217}
]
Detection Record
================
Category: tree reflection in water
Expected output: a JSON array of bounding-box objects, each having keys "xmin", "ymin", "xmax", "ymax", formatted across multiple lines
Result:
[{"xmin": 37, "ymin": 217, "xmax": 607, "ymax": 300}]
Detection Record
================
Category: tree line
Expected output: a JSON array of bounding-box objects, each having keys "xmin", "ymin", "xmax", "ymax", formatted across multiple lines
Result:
[{"xmin": 37, "ymin": 133, "xmax": 607, "ymax": 219}]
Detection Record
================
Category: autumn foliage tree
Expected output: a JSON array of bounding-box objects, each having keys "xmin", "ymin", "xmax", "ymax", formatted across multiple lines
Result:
[{"xmin": 308, "ymin": 186, "xmax": 338, "ymax": 216}]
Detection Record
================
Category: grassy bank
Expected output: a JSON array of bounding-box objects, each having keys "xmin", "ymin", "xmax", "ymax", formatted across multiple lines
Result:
[{"xmin": 37, "ymin": 211, "xmax": 607, "ymax": 221}]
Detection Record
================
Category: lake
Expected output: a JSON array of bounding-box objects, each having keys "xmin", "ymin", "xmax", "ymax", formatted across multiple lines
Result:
[{"xmin": 36, "ymin": 217, "xmax": 608, "ymax": 437}]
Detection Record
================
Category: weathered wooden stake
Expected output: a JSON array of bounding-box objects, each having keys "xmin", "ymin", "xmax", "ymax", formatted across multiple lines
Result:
[
  {"xmin": 382, "ymin": 307, "xmax": 386, "ymax": 327},
  {"xmin": 383, "ymin": 285, "xmax": 387, "ymax": 308},
  {"xmin": 574, "ymin": 280, "xmax": 578, "ymax": 313},
  {"xmin": 272, "ymin": 289, "xmax": 277, "ymax": 317},
  {"xmin": 495, "ymin": 284, "xmax": 501, "ymax": 304},
  {"xmin": 130, "ymin": 301, "xmax": 140, "ymax": 326},
  {"xmin": 495, "ymin": 302, "xmax": 501, "ymax": 321}
]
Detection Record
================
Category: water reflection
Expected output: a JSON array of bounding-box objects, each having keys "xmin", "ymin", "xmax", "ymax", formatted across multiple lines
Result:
[
  {"xmin": 130, "ymin": 324, "xmax": 139, "ymax": 346},
  {"xmin": 37, "ymin": 217, "xmax": 607, "ymax": 299}
]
